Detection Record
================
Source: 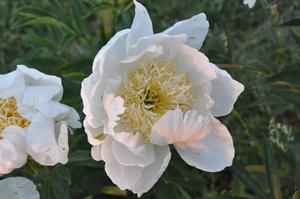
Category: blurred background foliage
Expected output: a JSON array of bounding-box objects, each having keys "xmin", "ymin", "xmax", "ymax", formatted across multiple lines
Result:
[{"xmin": 0, "ymin": 0, "xmax": 300, "ymax": 198}]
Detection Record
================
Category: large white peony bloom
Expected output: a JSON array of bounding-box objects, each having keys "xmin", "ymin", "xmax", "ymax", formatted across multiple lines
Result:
[
  {"xmin": 243, "ymin": 0, "xmax": 256, "ymax": 8},
  {"xmin": 81, "ymin": 0, "xmax": 244, "ymax": 196},
  {"xmin": 0, "ymin": 177, "xmax": 39, "ymax": 199},
  {"xmin": 0, "ymin": 65, "xmax": 81, "ymax": 174}
]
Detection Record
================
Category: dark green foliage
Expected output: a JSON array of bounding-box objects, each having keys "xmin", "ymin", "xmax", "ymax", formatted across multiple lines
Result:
[{"xmin": 0, "ymin": 0, "xmax": 299, "ymax": 198}]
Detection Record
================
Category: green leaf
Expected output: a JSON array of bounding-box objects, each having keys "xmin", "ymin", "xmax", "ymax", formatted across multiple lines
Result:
[
  {"xmin": 267, "ymin": 70, "xmax": 300, "ymax": 86},
  {"xmin": 0, "ymin": 56, "xmax": 6, "ymax": 73},
  {"xmin": 261, "ymin": 0, "xmax": 283, "ymax": 8},
  {"xmin": 69, "ymin": 150, "xmax": 93, "ymax": 162},
  {"xmin": 51, "ymin": 177, "xmax": 70, "ymax": 199},
  {"xmin": 101, "ymin": 186, "xmax": 127, "ymax": 196},
  {"xmin": 280, "ymin": 18, "xmax": 300, "ymax": 27},
  {"xmin": 291, "ymin": 29, "xmax": 300, "ymax": 47},
  {"xmin": 58, "ymin": 33, "xmax": 77, "ymax": 54},
  {"xmin": 154, "ymin": 181, "xmax": 191, "ymax": 199},
  {"xmin": 233, "ymin": 163, "xmax": 269, "ymax": 199},
  {"xmin": 275, "ymin": 90, "xmax": 300, "ymax": 108},
  {"xmin": 295, "ymin": 150, "xmax": 300, "ymax": 199},
  {"xmin": 21, "ymin": 16, "xmax": 75, "ymax": 34},
  {"xmin": 46, "ymin": 0, "xmax": 68, "ymax": 22},
  {"xmin": 263, "ymin": 136, "xmax": 282, "ymax": 199},
  {"xmin": 207, "ymin": 196, "xmax": 250, "ymax": 199},
  {"xmin": 70, "ymin": 0, "xmax": 85, "ymax": 33},
  {"xmin": 51, "ymin": 165, "xmax": 71, "ymax": 199},
  {"xmin": 286, "ymin": 141, "xmax": 300, "ymax": 150},
  {"xmin": 17, "ymin": 6, "xmax": 51, "ymax": 17},
  {"xmin": 94, "ymin": 2, "xmax": 116, "ymax": 10},
  {"xmin": 52, "ymin": 164, "xmax": 71, "ymax": 185}
]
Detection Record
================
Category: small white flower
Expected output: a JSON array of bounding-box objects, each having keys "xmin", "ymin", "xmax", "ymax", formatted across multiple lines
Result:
[
  {"xmin": 243, "ymin": 0, "xmax": 256, "ymax": 8},
  {"xmin": 81, "ymin": 0, "xmax": 244, "ymax": 196},
  {"xmin": 0, "ymin": 177, "xmax": 40, "ymax": 199},
  {"xmin": 0, "ymin": 65, "xmax": 81, "ymax": 174}
]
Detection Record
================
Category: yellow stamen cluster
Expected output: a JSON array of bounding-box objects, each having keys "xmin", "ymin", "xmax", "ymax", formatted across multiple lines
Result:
[
  {"xmin": 0, "ymin": 97, "xmax": 31, "ymax": 139},
  {"xmin": 118, "ymin": 59, "xmax": 195, "ymax": 142}
]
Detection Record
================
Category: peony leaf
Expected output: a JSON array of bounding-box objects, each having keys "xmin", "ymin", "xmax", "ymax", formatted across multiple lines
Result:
[{"xmin": 263, "ymin": 136, "xmax": 282, "ymax": 199}]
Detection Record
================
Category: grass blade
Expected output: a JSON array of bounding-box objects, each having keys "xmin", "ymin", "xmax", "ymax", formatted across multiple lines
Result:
[
  {"xmin": 233, "ymin": 163, "xmax": 269, "ymax": 199},
  {"xmin": 263, "ymin": 136, "xmax": 282, "ymax": 199}
]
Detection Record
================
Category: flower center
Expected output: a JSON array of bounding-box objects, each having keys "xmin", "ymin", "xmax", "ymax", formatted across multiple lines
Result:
[
  {"xmin": 118, "ymin": 59, "xmax": 195, "ymax": 142},
  {"xmin": 0, "ymin": 97, "xmax": 31, "ymax": 139}
]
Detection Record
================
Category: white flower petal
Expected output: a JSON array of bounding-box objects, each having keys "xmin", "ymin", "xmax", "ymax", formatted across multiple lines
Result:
[
  {"xmin": 26, "ymin": 113, "xmax": 54, "ymax": 153},
  {"xmin": 15, "ymin": 105, "xmax": 37, "ymax": 121},
  {"xmin": 210, "ymin": 63, "xmax": 244, "ymax": 117},
  {"xmin": 55, "ymin": 121, "xmax": 69, "ymax": 164},
  {"xmin": 0, "ymin": 70, "xmax": 25, "ymax": 98},
  {"xmin": 0, "ymin": 177, "xmax": 39, "ymax": 199},
  {"xmin": 115, "ymin": 45, "xmax": 164, "ymax": 77},
  {"xmin": 102, "ymin": 137, "xmax": 142, "ymax": 190},
  {"xmin": 164, "ymin": 13, "xmax": 209, "ymax": 50},
  {"xmin": 175, "ymin": 118, "xmax": 234, "ymax": 172},
  {"xmin": 131, "ymin": 146, "xmax": 171, "ymax": 197},
  {"xmin": 26, "ymin": 113, "xmax": 60, "ymax": 165},
  {"xmin": 126, "ymin": 33, "xmax": 186, "ymax": 58},
  {"xmin": 173, "ymin": 44, "xmax": 216, "ymax": 86},
  {"xmin": 103, "ymin": 94, "xmax": 125, "ymax": 134},
  {"xmin": 243, "ymin": 0, "xmax": 256, "ymax": 8},
  {"xmin": 121, "ymin": 45, "xmax": 163, "ymax": 64},
  {"xmin": 64, "ymin": 107, "xmax": 82, "ymax": 129},
  {"xmin": 126, "ymin": 0, "xmax": 153, "ymax": 48},
  {"xmin": 2, "ymin": 126, "xmax": 27, "ymax": 157},
  {"xmin": 111, "ymin": 132, "xmax": 143, "ymax": 148},
  {"xmin": 93, "ymin": 29, "xmax": 130, "ymax": 74},
  {"xmin": 37, "ymin": 101, "xmax": 70, "ymax": 119},
  {"xmin": 192, "ymin": 82, "xmax": 214, "ymax": 115},
  {"xmin": 0, "ymin": 139, "xmax": 18, "ymax": 164},
  {"xmin": 20, "ymin": 86, "xmax": 61, "ymax": 108},
  {"xmin": 81, "ymin": 83, "xmax": 106, "ymax": 128},
  {"xmin": 83, "ymin": 30, "xmax": 129, "ymax": 129},
  {"xmin": 0, "ymin": 126, "xmax": 27, "ymax": 174},
  {"xmin": 151, "ymin": 108, "xmax": 210, "ymax": 146},
  {"xmin": 83, "ymin": 119, "xmax": 105, "ymax": 146},
  {"xmin": 91, "ymin": 145, "xmax": 102, "ymax": 161},
  {"xmin": 112, "ymin": 139, "xmax": 154, "ymax": 167},
  {"xmin": 81, "ymin": 73, "xmax": 103, "ymax": 112},
  {"xmin": 150, "ymin": 108, "xmax": 184, "ymax": 146},
  {"xmin": 17, "ymin": 65, "xmax": 63, "ymax": 101},
  {"xmin": 105, "ymin": 159, "xmax": 142, "ymax": 191},
  {"xmin": 37, "ymin": 102, "xmax": 81, "ymax": 129}
]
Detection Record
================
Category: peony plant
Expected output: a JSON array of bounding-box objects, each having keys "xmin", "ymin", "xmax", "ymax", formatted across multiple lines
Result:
[
  {"xmin": 0, "ymin": 65, "xmax": 81, "ymax": 174},
  {"xmin": 81, "ymin": 0, "xmax": 244, "ymax": 196}
]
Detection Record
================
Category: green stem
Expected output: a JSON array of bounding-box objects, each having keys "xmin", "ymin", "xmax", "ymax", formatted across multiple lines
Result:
[
  {"xmin": 295, "ymin": 150, "xmax": 300, "ymax": 197},
  {"xmin": 233, "ymin": 109, "xmax": 261, "ymax": 151}
]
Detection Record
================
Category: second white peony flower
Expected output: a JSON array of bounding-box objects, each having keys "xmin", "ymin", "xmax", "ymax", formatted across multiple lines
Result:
[
  {"xmin": 81, "ymin": 0, "xmax": 244, "ymax": 196},
  {"xmin": 0, "ymin": 65, "xmax": 81, "ymax": 174}
]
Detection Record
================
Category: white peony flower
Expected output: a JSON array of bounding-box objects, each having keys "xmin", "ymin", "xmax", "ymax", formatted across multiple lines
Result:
[
  {"xmin": 0, "ymin": 177, "xmax": 39, "ymax": 199},
  {"xmin": 0, "ymin": 65, "xmax": 81, "ymax": 173},
  {"xmin": 243, "ymin": 0, "xmax": 256, "ymax": 8},
  {"xmin": 81, "ymin": 0, "xmax": 244, "ymax": 196}
]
